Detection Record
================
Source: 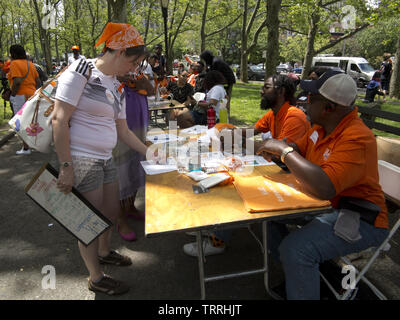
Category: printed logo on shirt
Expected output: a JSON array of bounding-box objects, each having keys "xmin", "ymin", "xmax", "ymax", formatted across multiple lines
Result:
[
  {"xmin": 310, "ymin": 130, "xmax": 318, "ymax": 144},
  {"xmin": 105, "ymin": 89, "xmax": 115, "ymax": 104},
  {"xmin": 323, "ymin": 148, "xmax": 331, "ymax": 161},
  {"xmin": 74, "ymin": 58, "xmax": 94, "ymax": 77},
  {"xmin": 92, "ymin": 77, "xmax": 102, "ymax": 84}
]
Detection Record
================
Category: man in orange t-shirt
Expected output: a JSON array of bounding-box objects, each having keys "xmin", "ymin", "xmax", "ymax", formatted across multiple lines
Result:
[
  {"xmin": 221, "ymin": 74, "xmax": 310, "ymax": 158},
  {"xmin": 8, "ymin": 45, "xmax": 40, "ymax": 155},
  {"xmin": 257, "ymin": 70, "xmax": 389, "ymax": 300}
]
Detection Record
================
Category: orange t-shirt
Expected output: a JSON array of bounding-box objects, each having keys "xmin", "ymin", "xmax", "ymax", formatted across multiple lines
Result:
[
  {"xmin": 255, "ymin": 101, "xmax": 310, "ymax": 143},
  {"xmin": 295, "ymin": 107, "xmax": 388, "ymax": 229},
  {"xmin": 7, "ymin": 59, "xmax": 39, "ymax": 96}
]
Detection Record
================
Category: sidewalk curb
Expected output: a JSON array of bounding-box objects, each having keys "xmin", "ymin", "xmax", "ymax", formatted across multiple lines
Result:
[{"xmin": 0, "ymin": 130, "xmax": 16, "ymax": 148}]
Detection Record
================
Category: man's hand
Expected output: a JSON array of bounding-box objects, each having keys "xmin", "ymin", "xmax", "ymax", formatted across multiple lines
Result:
[{"xmin": 256, "ymin": 139, "xmax": 288, "ymax": 161}]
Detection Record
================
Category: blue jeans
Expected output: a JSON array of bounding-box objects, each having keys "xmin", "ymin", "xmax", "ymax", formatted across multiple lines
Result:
[{"xmin": 269, "ymin": 211, "xmax": 388, "ymax": 300}]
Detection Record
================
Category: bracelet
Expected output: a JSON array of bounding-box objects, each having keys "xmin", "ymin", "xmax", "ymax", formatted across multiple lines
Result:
[{"xmin": 280, "ymin": 146, "xmax": 294, "ymax": 163}]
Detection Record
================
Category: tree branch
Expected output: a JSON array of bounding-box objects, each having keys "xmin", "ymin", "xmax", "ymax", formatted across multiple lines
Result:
[
  {"xmin": 170, "ymin": 2, "xmax": 190, "ymax": 49},
  {"xmin": 279, "ymin": 25, "xmax": 308, "ymax": 36},
  {"xmin": 246, "ymin": 0, "xmax": 262, "ymax": 34},
  {"xmin": 247, "ymin": 18, "xmax": 268, "ymax": 53},
  {"xmin": 315, "ymin": 23, "xmax": 369, "ymax": 54},
  {"xmin": 205, "ymin": 13, "xmax": 242, "ymax": 38}
]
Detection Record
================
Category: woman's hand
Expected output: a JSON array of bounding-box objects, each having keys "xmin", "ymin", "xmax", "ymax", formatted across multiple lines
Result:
[{"xmin": 57, "ymin": 166, "xmax": 74, "ymax": 194}]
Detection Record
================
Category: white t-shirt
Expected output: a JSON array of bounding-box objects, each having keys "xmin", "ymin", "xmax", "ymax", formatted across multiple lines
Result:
[
  {"xmin": 68, "ymin": 55, "xmax": 86, "ymax": 66},
  {"xmin": 142, "ymin": 61, "xmax": 154, "ymax": 80},
  {"xmin": 55, "ymin": 58, "xmax": 126, "ymax": 160},
  {"xmin": 206, "ymin": 84, "xmax": 226, "ymax": 119}
]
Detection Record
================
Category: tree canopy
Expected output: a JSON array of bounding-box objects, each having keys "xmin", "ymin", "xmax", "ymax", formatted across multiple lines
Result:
[{"xmin": 1, "ymin": 0, "xmax": 399, "ymax": 92}]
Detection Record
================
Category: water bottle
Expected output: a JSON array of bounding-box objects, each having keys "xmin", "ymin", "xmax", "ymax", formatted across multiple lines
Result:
[
  {"xmin": 207, "ymin": 105, "xmax": 216, "ymax": 129},
  {"xmin": 219, "ymin": 98, "xmax": 228, "ymax": 124}
]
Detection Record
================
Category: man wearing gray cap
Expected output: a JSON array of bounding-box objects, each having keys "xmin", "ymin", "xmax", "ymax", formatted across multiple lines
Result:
[{"xmin": 257, "ymin": 70, "xmax": 389, "ymax": 300}]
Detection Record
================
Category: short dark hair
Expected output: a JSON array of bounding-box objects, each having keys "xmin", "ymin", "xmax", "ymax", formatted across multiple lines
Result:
[
  {"xmin": 203, "ymin": 70, "xmax": 226, "ymax": 91},
  {"xmin": 149, "ymin": 53, "xmax": 158, "ymax": 60},
  {"xmin": 200, "ymin": 50, "xmax": 214, "ymax": 66},
  {"xmin": 10, "ymin": 45, "xmax": 27, "ymax": 60},
  {"xmin": 270, "ymin": 74, "xmax": 296, "ymax": 105}
]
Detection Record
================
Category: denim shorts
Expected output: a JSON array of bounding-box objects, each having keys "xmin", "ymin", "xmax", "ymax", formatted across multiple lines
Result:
[{"xmin": 72, "ymin": 156, "xmax": 117, "ymax": 193}]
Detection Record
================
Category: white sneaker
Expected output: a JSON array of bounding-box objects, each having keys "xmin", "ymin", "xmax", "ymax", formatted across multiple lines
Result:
[
  {"xmin": 16, "ymin": 148, "xmax": 31, "ymax": 155},
  {"xmin": 183, "ymin": 239, "xmax": 225, "ymax": 257}
]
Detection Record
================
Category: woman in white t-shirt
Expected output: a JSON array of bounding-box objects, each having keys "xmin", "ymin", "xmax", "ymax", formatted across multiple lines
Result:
[
  {"xmin": 177, "ymin": 70, "xmax": 226, "ymax": 128},
  {"xmin": 52, "ymin": 23, "xmax": 149, "ymax": 296}
]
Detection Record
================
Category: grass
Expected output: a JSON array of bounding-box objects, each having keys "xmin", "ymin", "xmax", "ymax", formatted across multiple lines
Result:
[
  {"xmin": 0, "ymin": 99, "xmax": 13, "ymax": 127},
  {"xmin": 230, "ymin": 83, "xmax": 400, "ymax": 138}
]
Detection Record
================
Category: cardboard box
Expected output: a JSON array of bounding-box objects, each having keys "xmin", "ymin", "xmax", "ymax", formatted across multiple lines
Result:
[{"xmin": 376, "ymin": 136, "xmax": 400, "ymax": 167}]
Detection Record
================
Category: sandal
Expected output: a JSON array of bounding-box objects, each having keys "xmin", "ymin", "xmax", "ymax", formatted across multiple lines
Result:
[
  {"xmin": 88, "ymin": 274, "xmax": 129, "ymax": 295},
  {"xmin": 98, "ymin": 250, "xmax": 132, "ymax": 266}
]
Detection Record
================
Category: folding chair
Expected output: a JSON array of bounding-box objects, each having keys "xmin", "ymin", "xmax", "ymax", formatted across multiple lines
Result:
[{"xmin": 320, "ymin": 160, "xmax": 400, "ymax": 300}]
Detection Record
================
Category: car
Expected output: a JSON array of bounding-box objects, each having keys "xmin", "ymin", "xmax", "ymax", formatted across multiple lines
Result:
[
  {"xmin": 236, "ymin": 65, "xmax": 265, "ymax": 81},
  {"xmin": 276, "ymin": 63, "xmax": 292, "ymax": 74},
  {"xmin": 256, "ymin": 63, "xmax": 265, "ymax": 70},
  {"xmin": 293, "ymin": 67, "xmax": 303, "ymax": 75}
]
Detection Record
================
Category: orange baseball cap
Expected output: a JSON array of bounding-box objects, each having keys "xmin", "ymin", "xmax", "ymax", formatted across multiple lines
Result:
[
  {"xmin": 95, "ymin": 22, "xmax": 144, "ymax": 50},
  {"xmin": 71, "ymin": 45, "xmax": 80, "ymax": 51}
]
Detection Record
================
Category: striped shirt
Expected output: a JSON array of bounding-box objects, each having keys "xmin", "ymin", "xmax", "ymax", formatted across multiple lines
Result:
[{"xmin": 55, "ymin": 58, "xmax": 126, "ymax": 160}]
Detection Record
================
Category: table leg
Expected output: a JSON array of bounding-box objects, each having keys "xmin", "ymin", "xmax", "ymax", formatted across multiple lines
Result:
[
  {"xmin": 262, "ymin": 221, "xmax": 284, "ymax": 300},
  {"xmin": 196, "ymin": 231, "xmax": 206, "ymax": 300}
]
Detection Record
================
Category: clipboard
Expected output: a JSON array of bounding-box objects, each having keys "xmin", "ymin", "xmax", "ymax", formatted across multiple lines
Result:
[{"xmin": 25, "ymin": 163, "xmax": 113, "ymax": 246}]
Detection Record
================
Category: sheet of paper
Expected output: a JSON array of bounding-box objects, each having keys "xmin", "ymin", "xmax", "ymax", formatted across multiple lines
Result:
[
  {"xmin": 146, "ymin": 133, "xmax": 185, "ymax": 145},
  {"xmin": 25, "ymin": 164, "xmax": 111, "ymax": 246},
  {"xmin": 237, "ymin": 155, "xmax": 275, "ymax": 166},
  {"xmin": 140, "ymin": 159, "xmax": 177, "ymax": 175},
  {"xmin": 180, "ymin": 125, "xmax": 208, "ymax": 135}
]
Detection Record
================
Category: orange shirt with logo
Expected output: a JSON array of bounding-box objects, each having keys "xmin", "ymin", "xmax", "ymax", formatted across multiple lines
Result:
[
  {"xmin": 295, "ymin": 107, "xmax": 388, "ymax": 229},
  {"xmin": 255, "ymin": 101, "xmax": 310, "ymax": 143},
  {"xmin": 7, "ymin": 59, "xmax": 39, "ymax": 96}
]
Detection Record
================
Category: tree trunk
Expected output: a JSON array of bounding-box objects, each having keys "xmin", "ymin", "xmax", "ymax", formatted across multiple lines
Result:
[
  {"xmin": 301, "ymin": 12, "xmax": 320, "ymax": 80},
  {"xmin": 200, "ymin": 0, "xmax": 209, "ymax": 53},
  {"xmin": 240, "ymin": 0, "xmax": 248, "ymax": 83},
  {"xmin": 265, "ymin": 0, "xmax": 282, "ymax": 79},
  {"xmin": 31, "ymin": 26, "xmax": 40, "ymax": 63},
  {"xmin": 108, "ymin": 0, "xmax": 127, "ymax": 23},
  {"xmin": 389, "ymin": 30, "xmax": 400, "ymax": 99},
  {"xmin": 143, "ymin": 1, "xmax": 154, "ymax": 43},
  {"xmin": 32, "ymin": 0, "xmax": 52, "ymax": 74}
]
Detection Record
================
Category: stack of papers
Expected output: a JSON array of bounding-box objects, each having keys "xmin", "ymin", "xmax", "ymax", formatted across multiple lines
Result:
[{"xmin": 140, "ymin": 159, "xmax": 177, "ymax": 175}]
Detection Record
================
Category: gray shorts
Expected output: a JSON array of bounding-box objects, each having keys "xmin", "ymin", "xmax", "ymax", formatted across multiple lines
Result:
[{"xmin": 72, "ymin": 156, "xmax": 117, "ymax": 193}]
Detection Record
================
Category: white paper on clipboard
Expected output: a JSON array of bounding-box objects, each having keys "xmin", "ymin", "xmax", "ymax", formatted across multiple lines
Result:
[{"xmin": 25, "ymin": 163, "xmax": 112, "ymax": 246}]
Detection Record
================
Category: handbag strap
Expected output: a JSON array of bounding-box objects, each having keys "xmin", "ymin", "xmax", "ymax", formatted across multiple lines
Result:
[{"xmin": 22, "ymin": 60, "xmax": 30, "ymax": 81}]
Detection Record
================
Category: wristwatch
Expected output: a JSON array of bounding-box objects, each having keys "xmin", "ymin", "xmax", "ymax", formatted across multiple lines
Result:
[
  {"xmin": 60, "ymin": 161, "xmax": 73, "ymax": 168},
  {"xmin": 280, "ymin": 146, "xmax": 294, "ymax": 163}
]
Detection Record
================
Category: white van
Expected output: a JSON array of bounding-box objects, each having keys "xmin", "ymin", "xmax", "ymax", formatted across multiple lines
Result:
[{"xmin": 312, "ymin": 56, "xmax": 376, "ymax": 87}]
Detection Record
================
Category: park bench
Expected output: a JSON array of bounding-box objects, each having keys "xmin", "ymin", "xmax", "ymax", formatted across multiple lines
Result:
[{"xmin": 357, "ymin": 102, "xmax": 400, "ymax": 137}]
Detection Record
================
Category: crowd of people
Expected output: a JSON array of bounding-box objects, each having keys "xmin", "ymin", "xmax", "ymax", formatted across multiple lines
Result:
[{"xmin": 0, "ymin": 20, "xmax": 393, "ymax": 300}]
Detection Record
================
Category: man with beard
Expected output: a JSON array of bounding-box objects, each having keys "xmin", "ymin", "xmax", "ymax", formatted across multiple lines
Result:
[
  {"xmin": 219, "ymin": 74, "xmax": 310, "ymax": 156},
  {"xmin": 256, "ymin": 70, "xmax": 388, "ymax": 299},
  {"xmin": 182, "ymin": 74, "xmax": 310, "ymax": 257}
]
